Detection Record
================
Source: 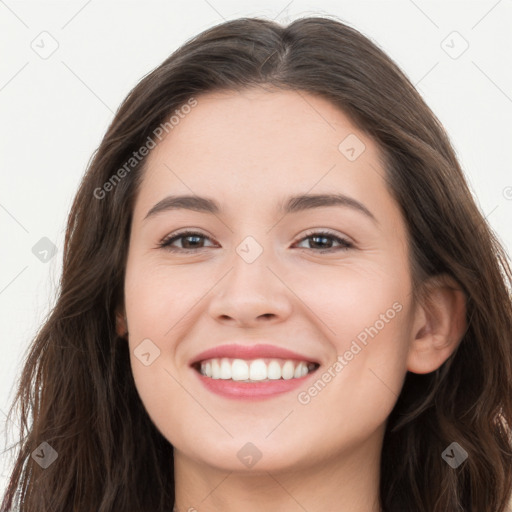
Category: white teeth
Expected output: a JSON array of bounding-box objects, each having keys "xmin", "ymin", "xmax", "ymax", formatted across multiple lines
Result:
[
  {"xmin": 231, "ymin": 359, "xmax": 249, "ymax": 381},
  {"xmin": 211, "ymin": 359, "xmax": 220, "ymax": 379},
  {"xmin": 249, "ymin": 359, "xmax": 267, "ymax": 381},
  {"xmin": 199, "ymin": 358, "xmax": 316, "ymax": 381},
  {"xmin": 281, "ymin": 360, "xmax": 295, "ymax": 380},
  {"xmin": 267, "ymin": 360, "xmax": 281, "ymax": 380},
  {"xmin": 220, "ymin": 358, "xmax": 232, "ymax": 379},
  {"xmin": 294, "ymin": 362, "xmax": 307, "ymax": 378}
]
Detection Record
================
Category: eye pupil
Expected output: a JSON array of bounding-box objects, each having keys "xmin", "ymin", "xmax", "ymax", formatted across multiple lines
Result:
[
  {"xmin": 183, "ymin": 235, "xmax": 202, "ymax": 248},
  {"xmin": 310, "ymin": 235, "xmax": 331, "ymax": 249}
]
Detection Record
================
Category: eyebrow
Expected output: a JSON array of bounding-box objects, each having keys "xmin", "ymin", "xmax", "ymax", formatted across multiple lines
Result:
[{"xmin": 143, "ymin": 193, "xmax": 377, "ymax": 224}]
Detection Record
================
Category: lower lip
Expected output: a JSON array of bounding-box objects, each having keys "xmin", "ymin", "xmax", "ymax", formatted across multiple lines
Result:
[{"xmin": 193, "ymin": 369, "xmax": 317, "ymax": 400}]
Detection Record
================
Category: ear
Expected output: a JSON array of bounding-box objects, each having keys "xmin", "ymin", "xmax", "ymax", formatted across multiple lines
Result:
[
  {"xmin": 407, "ymin": 274, "xmax": 467, "ymax": 374},
  {"xmin": 115, "ymin": 306, "xmax": 128, "ymax": 339}
]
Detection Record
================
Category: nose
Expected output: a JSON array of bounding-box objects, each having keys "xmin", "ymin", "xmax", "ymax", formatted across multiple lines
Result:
[{"xmin": 207, "ymin": 250, "xmax": 293, "ymax": 328}]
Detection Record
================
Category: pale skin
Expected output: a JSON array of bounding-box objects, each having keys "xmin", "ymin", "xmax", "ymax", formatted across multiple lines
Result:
[{"xmin": 116, "ymin": 88, "xmax": 466, "ymax": 512}]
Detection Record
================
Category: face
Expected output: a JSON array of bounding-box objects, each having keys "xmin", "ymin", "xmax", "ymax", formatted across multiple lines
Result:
[{"xmin": 122, "ymin": 88, "xmax": 416, "ymax": 473}]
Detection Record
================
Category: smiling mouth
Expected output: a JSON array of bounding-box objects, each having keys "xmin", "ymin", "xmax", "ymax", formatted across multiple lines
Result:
[{"xmin": 192, "ymin": 357, "xmax": 320, "ymax": 382}]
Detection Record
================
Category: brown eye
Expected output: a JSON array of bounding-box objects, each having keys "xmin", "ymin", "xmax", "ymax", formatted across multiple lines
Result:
[
  {"xmin": 158, "ymin": 231, "xmax": 215, "ymax": 252},
  {"xmin": 294, "ymin": 230, "xmax": 353, "ymax": 253}
]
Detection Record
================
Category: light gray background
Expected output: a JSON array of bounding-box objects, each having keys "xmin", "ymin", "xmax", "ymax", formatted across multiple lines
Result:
[{"xmin": 1, "ymin": 0, "xmax": 511, "ymax": 496}]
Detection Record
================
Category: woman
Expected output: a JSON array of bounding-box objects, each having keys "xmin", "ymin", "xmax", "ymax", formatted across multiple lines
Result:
[{"xmin": 2, "ymin": 15, "xmax": 511, "ymax": 512}]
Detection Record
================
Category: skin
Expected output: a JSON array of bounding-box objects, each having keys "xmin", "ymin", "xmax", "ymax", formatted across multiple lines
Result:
[{"xmin": 116, "ymin": 88, "xmax": 466, "ymax": 512}]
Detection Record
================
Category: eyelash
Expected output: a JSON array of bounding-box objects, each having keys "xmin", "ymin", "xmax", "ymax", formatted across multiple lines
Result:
[{"xmin": 157, "ymin": 229, "xmax": 354, "ymax": 254}]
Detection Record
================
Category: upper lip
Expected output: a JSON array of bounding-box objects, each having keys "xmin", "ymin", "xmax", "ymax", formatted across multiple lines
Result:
[{"xmin": 190, "ymin": 343, "xmax": 320, "ymax": 366}]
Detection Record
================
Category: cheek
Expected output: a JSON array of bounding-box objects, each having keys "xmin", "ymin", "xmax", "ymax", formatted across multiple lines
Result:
[
  {"xmin": 292, "ymin": 307, "xmax": 412, "ymax": 458},
  {"xmin": 289, "ymin": 257, "xmax": 410, "ymax": 348},
  {"xmin": 124, "ymin": 258, "xmax": 199, "ymax": 334},
  {"xmin": 292, "ymin": 264, "xmax": 412, "ymax": 421},
  {"xmin": 122, "ymin": 260, "xmax": 192, "ymax": 435}
]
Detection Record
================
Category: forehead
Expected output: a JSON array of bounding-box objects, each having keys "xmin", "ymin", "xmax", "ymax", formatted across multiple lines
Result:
[
  {"xmin": 149, "ymin": 88, "xmax": 374, "ymax": 165},
  {"xmin": 133, "ymin": 88, "xmax": 395, "ymax": 223}
]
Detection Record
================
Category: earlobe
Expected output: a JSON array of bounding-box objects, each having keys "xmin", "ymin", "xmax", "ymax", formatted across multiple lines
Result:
[
  {"xmin": 406, "ymin": 274, "xmax": 467, "ymax": 374},
  {"xmin": 115, "ymin": 309, "xmax": 129, "ymax": 339}
]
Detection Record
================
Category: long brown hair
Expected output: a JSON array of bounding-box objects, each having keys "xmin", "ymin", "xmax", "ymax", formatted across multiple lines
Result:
[{"xmin": 2, "ymin": 15, "xmax": 511, "ymax": 512}]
